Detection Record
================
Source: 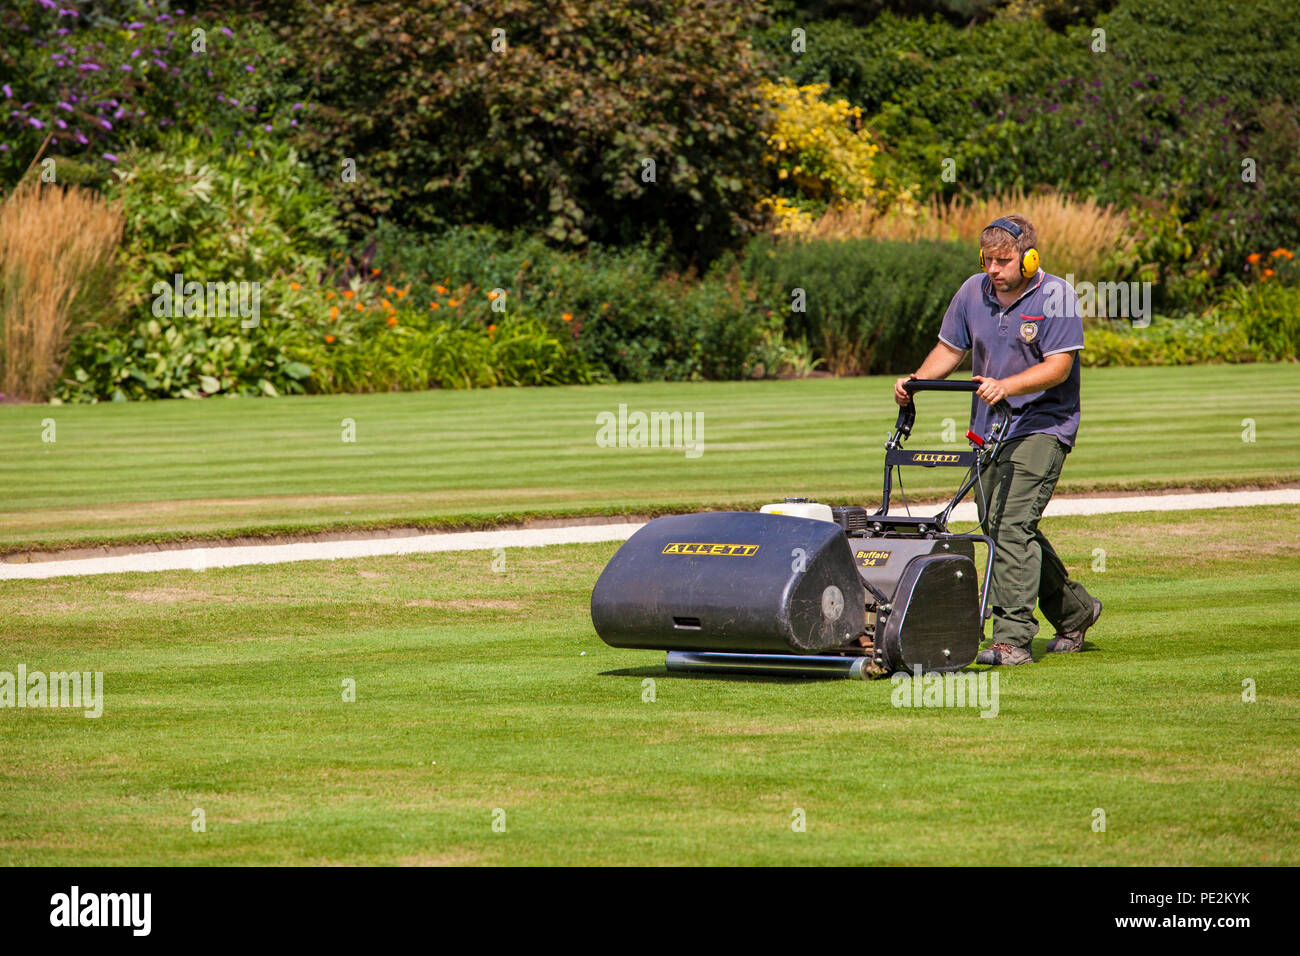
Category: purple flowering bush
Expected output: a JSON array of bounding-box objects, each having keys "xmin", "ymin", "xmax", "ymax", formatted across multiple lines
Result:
[{"xmin": 0, "ymin": 0, "xmax": 302, "ymax": 186}]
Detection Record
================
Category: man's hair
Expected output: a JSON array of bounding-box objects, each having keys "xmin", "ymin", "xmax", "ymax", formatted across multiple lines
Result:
[{"xmin": 980, "ymin": 214, "xmax": 1037, "ymax": 257}]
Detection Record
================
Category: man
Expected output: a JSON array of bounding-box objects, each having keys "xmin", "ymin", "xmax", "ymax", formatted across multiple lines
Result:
[{"xmin": 893, "ymin": 215, "xmax": 1101, "ymax": 665}]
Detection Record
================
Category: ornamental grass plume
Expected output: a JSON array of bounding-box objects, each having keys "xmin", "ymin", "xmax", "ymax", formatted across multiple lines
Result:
[
  {"xmin": 810, "ymin": 187, "xmax": 1133, "ymax": 283},
  {"xmin": 0, "ymin": 177, "xmax": 124, "ymax": 401}
]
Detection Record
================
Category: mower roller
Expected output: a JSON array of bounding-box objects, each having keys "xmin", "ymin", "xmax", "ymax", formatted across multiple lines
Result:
[{"xmin": 589, "ymin": 380, "xmax": 1013, "ymax": 678}]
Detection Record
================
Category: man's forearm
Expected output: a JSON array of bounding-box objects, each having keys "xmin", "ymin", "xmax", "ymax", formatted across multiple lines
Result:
[
  {"xmin": 913, "ymin": 342, "xmax": 966, "ymax": 380},
  {"xmin": 1000, "ymin": 355, "xmax": 1073, "ymax": 396}
]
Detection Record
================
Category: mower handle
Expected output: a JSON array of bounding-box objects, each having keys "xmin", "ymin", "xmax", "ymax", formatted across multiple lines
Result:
[
  {"xmin": 892, "ymin": 378, "xmax": 1012, "ymax": 444},
  {"xmin": 902, "ymin": 379, "xmax": 983, "ymax": 395}
]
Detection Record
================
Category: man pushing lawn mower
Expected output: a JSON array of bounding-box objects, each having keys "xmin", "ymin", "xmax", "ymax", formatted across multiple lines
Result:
[{"xmin": 895, "ymin": 214, "xmax": 1102, "ymax": 665}]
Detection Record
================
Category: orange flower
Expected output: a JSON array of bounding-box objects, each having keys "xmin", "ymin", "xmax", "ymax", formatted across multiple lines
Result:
[
  {"xmin": 487, "ymin": 290, "xmax": 500, "ymax": 300},
  {"xmin": 325, "ymin": 334, "xmax": 335, "ymax": 344},
  {"xmin": 434, "ymin": 284, "xmax": 447, "ymax": 295},
  {"xmin": 429, "ymin": 302, "xmax": 440, "ymax": 310},
  {"xmin": 381, "ymin": 298, "xmax": 393, "ymax": 310},
  {"xmin": 356, "ymin": 302, "xmax": 365, "ymax": 311},
  {"xmin": 325, "ymin": 291, "xmax": 336, "ymax": 300},
  {"xmin": 1263, "ymin": 268, "xmax": 1275, "ymax": 278},
  {"xmin": 370, "ymin": 267, "xmax": 381, "ymax": 276},
  {"xmin": 1247, "ymin": 253, "xmax": 1261, "ymax": 264},
  {"xmin": 290, "ymin": 281, "xmax": 301, "ymax": 291},
  {"xmin": 386, "ymin": 316, "xmax": 398, "ymax": 327},
  {"xmin": 1270, "ymin": 248, "xmax": 1289, "ymax": 259},
  {"xmin": 487, "ymin": 323, "xmax": 497, "ymax": 335},
  {"xmin": 562, "ymin": 312, "xmax": 573, "ymax": 322},
  {"xmin": 385, "ymin": 284, "xmax": 395, "ymax": 294},
  {"xmin": 448, "ymin": 298, "xmax": 458, "ymax": 307},
  {"xmin": 342, "ymin": 289, "xmax": 355, "ymax": 299},
  {"xmin": 396, "ymin": 287, "xmax": 408, "ymax": 299},
  {"xmin": 329, "ymin": 306, "xmax": 339, "ymax": 320}
]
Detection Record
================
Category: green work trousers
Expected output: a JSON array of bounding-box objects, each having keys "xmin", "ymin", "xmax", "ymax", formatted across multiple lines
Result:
[{"xmin": 974, "ymin": 432, "xmax": 1095, "ymax": 648}]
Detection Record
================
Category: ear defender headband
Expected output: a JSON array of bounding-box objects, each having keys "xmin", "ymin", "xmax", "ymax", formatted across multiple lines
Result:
[{"xmin": 979, "ymin": 217, "xmax": 1040, "ymax": 278}]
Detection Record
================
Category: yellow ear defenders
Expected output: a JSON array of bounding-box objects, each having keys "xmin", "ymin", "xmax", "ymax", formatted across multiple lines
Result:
[{"xmin": 979, "ymin": 217, "xmax": 1040, "ymax": 278}]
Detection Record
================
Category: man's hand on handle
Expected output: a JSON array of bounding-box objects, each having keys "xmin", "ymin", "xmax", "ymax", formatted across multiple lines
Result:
[
  {"xmin": 893, "ymin": 374, "xmax": 918, "ymax": 406},
  {"xmin": 972, "ymin": 375, "xmax": 1009, "ymax": 406}
]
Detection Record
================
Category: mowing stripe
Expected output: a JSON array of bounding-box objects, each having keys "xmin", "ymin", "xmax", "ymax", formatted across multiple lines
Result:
[{"xmin": 2, "ymin": 489, "xmax": 1297, "ymax": 580}]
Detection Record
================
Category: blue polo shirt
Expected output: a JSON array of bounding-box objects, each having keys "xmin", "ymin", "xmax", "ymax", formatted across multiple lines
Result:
[{"xmin": 938, "ymin": 270, "xmax": 1085, "ymax": 448}]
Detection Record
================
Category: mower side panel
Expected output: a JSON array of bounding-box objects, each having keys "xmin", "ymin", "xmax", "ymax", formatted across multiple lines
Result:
[
  {"xmin": 878, "ymin": 553, "xmax": 981, "ymax": 673},
  {"xmin": 590, "ymin": 512, "xmax": 866, "ymax": 654},
  {"xmin": 851, "ymin": 537, "xmax": 974, "ymax": 595}
]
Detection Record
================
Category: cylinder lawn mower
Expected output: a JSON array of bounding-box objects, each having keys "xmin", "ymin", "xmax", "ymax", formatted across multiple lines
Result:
[{"xmin": 589, "ymin": 380, "xmax": 1013, "ymax": 679}]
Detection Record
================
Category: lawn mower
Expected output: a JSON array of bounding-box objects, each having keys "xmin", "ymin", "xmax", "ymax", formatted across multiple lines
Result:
[{"xmin": 590, "ymin": 379, "xmax": 1013, "ymax": 679}]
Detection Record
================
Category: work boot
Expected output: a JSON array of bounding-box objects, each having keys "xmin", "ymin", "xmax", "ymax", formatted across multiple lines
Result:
[
  {"xmin": 976, "ymin": 643, "xmax": 1033, "ymax": 666},
  {"xmin": 1045, "ymin": 597, "xmax": 1103, "ymax": 653}
]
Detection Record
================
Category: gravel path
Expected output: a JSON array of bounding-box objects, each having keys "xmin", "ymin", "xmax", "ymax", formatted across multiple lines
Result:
[{"xmin": 3, "ymin": 488, "xmax": 1297, "ymax": 580}]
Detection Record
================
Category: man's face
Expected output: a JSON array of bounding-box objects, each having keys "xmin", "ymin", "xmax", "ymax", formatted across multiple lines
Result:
[{"xmin": 983, "ymin": 245, "xmax": 1025, "ymax": 294}]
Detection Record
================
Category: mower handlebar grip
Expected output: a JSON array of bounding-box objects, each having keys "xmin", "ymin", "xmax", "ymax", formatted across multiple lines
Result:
[{"xmin": 902, "ymin": 378, "xmax": 979, "ymax": 395}]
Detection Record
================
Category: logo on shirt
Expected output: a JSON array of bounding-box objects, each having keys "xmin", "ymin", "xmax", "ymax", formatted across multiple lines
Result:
[{"xmin": 1019, "ymin": 321, "xmax": 1039, "ymax": 344}]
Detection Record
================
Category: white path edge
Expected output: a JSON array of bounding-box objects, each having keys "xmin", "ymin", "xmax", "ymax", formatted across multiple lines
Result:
[{"xmin": 4, "ymin": 489, "xmax": 1298, "ymax": 581}]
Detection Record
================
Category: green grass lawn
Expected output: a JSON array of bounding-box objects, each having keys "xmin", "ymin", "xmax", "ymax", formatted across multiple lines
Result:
[
  {"xmin": 1, "ymin": 363, "xmax": 1297, "ymax": 553},
  {"xmin": 1, "ymin": 504, "xmax": 1296, "ymax": 865}
]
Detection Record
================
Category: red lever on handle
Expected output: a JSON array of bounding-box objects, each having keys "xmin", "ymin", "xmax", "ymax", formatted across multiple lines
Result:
[{"xmin": 966, "ymin": 429, "xmax": 984, "ymax": 447}]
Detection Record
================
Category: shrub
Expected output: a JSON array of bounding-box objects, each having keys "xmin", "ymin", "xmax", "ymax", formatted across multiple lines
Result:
[
  {"xmin": 286, "ymin": 308, "xmax": 597, "ymax": 394},
  {"xmin": 281, "ymin": 0, "xmax": 774, "ymax": 264},
  {"xmin": 0, "ymin": 179, "xmax": 122, "ymax": 401},
  {"xmin": 1212, "ymin": 248, "xmax": 1300, "ymax": 361},
  {"xmin": 754, "ymin": 78, "xmax": 918, "ymax": 235},
  {"xmin": 55, "ymin": 316, "xmax": 313, "ymax": 402},
  {"xmin": 54, "ymin": 131, "xmax": 346, "ymax": 402},
  {"xmin": 1080, "ymin": 314, "xmax": 1263, "ymax": 366},
  {"xmin": 368, "ymin": 224, "xmax": 774, "ymax": 383},
  {"xmin": 106, "ymin": 132, "xmax": 344, "ymax": 313},
  {"xmin": 740, "ymin": 235, "xmax": 975, "ymax": 375}
]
